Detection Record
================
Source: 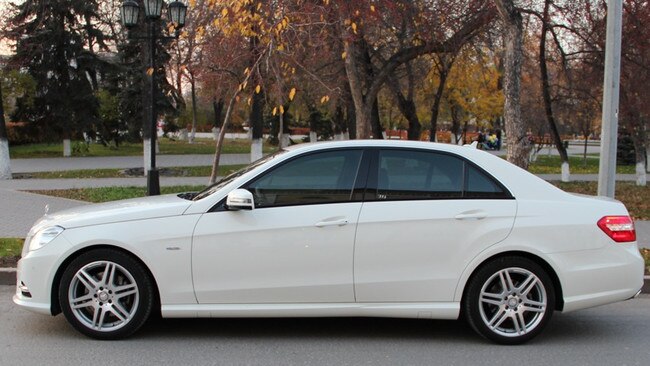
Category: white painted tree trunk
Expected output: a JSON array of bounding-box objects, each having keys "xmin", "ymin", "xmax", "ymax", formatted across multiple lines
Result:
[
  {"xmin": 155, "ymin": 139, "xmax": 160, "ymax": 154},
  {"xmin": 637, "ymin": 162, "xmax": 647, "ymax": 186},
  {"xmin": 179, "ymin": 129, "xmax": 188, "ymax": 141},
  {"xmin": 63, "ymin": 139, "xmax": 71, "ymax": 157},
  {"xmin": 0, "ymin": 138, "xmax": 11, "ymax": 180},
  {"xmin": 309, "ymin": 131, "xmax": 317, "ymax": 143},
  {"xmin": 451, "ymin": 134, "xmax": 457, "ymax": 145},
  {"xmin": 251, "ymin": 138, "xmax": 263, "ymax": 162},
  {"xmin": 212, "ymin": 127, "xmax": 220, "ymax": 141},
  {"xmin": 343, "ymin": 131, "xmax": 350, "ymax": 140},
  {"xmin": 646, "ymin": 149, "xmax": 649, "ymax": 173},
  {"xmin": 561, "ymin": 161, "xmax": 570, "ymax": 182},
  {"xmin": 189, "ymin": 128, "xmax": 196, "ymax": 144},
  {"xmin": 279, "ymin": 134, "xmax": 290, "ymax": 148},
  {"xmin": 143, "ymin": 138, "xmax": 151, "ymax": 176}
]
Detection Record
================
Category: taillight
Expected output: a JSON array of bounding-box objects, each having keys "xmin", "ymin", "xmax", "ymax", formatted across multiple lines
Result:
[{"xmin": 597, "ymin": 216, "xmax": 636, "ymax": 243}]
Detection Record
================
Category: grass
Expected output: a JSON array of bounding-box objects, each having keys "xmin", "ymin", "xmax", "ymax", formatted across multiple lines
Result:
[
  {"xmin": 528, "ymin": 155, "xmax": 636, "ymax": 174},
  {"xmin": 641, "ymin": 248, "xmax": 650, "ymax": 275},
  {"xmin": 10, "ymin": 138, "xmax": 277, "ymax": 159},
  {"xmin": 552, "ymin": 181, "xmax": 650, "ymax": 220},
  {"xmin": 28, "ymin": 185, "xmax": 207, "ymax": 203},
  {"xmin": 21, "ymin": 164, "xmax": 247, "ymax": 179},
  {"xmin": 0, "ymin": 238, "xmax": 24, "ymax": 259}
]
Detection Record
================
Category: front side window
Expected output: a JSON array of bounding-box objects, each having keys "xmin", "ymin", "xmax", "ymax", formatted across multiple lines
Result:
[{"xmin": 246, "ymin": 150, "xmax": 363, "ymax": 208}]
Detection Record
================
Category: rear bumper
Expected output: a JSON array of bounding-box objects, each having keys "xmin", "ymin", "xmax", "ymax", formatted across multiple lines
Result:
[{"xmin": 548, "ymin": 242, "xmax": 644, "ymax": 313}]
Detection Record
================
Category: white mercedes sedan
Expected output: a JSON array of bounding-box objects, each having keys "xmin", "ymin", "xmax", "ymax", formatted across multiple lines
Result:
[{"xmin": 14, "ymin": 140, "xmax": 643, "ymax": 344}]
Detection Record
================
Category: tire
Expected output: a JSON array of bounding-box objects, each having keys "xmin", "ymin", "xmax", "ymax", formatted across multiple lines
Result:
[
  {"xmin": 58, "ymin": 248, "xmax": 154, "ymax": 340},
  {"xmin": 464, "ymin": 256, "xmax": 555, "ymax": 345}
]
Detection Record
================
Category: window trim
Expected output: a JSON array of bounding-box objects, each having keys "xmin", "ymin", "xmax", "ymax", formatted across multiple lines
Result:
[{"xmin": 366, "ymin": 147, "xmax": 514, "ymax": 202}]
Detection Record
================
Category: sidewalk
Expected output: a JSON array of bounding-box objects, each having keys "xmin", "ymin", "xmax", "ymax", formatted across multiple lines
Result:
[{"xmin": 10, "ymin": 154, "xmax": 250, "ymax": 173}]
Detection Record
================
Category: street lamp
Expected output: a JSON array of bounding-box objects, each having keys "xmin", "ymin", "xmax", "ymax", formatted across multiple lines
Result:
[{"xmin": 120, "ymin": 0, "xmax": 188, "ymax": 196}]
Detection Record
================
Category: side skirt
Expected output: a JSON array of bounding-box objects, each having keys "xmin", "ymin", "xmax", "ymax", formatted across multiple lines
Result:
[{"xmin": 161, "ymin": 302, "xmax": 460, "ymax": 319}]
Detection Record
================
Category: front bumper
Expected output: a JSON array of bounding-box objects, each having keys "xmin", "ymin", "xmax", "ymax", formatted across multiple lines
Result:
[{"xmin": 13, "ymin": 236, "xmax": 71, "ymax": 316}]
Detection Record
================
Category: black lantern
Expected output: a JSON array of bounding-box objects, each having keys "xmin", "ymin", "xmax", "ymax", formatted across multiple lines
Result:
[
  {"xmin": 121, "ymin": 0, "xmax": 140, "ymax": 28},
  {"xmin": 167, "ymin": 1, "xmax": 188, "ymax": 28},
  {"xmin": 143, "ymin": 0, "xmax": 165, "ymax": 19}
]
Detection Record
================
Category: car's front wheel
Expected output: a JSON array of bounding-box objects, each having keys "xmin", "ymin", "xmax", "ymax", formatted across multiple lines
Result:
[
  {"xmin": 464, "ymin": 256, "xmax": 555, "ymax": 344},
  {"xmin": 58, "ymin": 248, "xmax": 154, "ymax": 339}
]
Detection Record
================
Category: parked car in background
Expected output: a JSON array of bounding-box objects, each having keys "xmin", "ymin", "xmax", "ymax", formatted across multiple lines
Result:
[{"xmin": 14, "ymin": 140, "xmax": 643, "ymax": 344}]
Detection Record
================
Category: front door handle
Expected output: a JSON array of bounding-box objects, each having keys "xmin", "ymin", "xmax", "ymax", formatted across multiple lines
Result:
[
  {"xmin": 455, "ymin": 210, "xmax": 488, "ymax": 220},
  {"xmin": 315, "ymin": 219, "xmax": 349, "ymax": 228}
]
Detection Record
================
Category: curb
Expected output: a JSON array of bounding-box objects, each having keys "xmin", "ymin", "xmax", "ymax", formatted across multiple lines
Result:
[
  {"xmin": 1, "ymin": 268, "xmax": 649, "ymax": 294},
  {"xmin": 0, "ymin": 268, "xmax": 16, "ymax": 286}
]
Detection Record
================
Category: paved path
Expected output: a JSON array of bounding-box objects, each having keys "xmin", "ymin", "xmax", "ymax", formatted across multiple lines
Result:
[
  {"xmin": 0, "ymin": 189, "xmax": 89, "ymax": 238},
  {"xmin": 1, "ymin": 285, "xmax": 649, "ymax": 366},
  {"xmin": 0, "ymin": 177, "xmax": 212, "ymax": 190},
  {"xmin": 10, "ymin": 154, "xmax": 250, "ymax": 173}
]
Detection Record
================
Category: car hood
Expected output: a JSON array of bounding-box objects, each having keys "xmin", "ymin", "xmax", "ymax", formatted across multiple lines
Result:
[{"xmin": 29, "ymin": 194, "xmax": 193, "ymax": 233}]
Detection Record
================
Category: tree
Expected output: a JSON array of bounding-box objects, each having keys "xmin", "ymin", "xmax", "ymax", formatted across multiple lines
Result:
[
  {"xmin": 336, "ymin": 0, "xmax": 496, "ymax": 139},
  {"xmin": 4, "ymin": 0, "xmax": 108, "ymax": 156},
  {"xmin": 494, "ymin": 0, "xmax": 530, "ymax": 168},
  {"xmin": 0, "ymin": 78, "xmax": 10, "ymax": 179}
]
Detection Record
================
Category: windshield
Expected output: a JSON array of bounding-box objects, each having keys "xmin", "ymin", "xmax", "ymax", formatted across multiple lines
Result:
[{"xmin": 192, "ymin": 150, "xmax": 287, "ymax": 201}]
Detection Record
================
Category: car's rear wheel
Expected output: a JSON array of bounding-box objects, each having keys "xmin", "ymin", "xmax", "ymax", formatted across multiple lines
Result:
[
  {"xmin": 58, "ymin": 249, "xmax": 154, "ymax": 339},
  {"xmin": 464, "ymin": 256, "xmax": 555, "ymax": 344}
]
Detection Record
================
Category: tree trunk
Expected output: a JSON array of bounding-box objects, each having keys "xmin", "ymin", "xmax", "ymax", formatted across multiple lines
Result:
[
  {"xmin": 495, "ymin": 0, "xmax": 530, "ymax": 168},
  {"xmin": 539, "ymin": 0, "xmax": 570, "ymax": 181},
  {"xmin": 0, "ymin": 82, "xmax": 11, "ymax": 180},
  {"xmin": 250, "ymin": 33, "xmax": 264, "ymax": 161},
  {"xmin": 343, "ymin": 40, "xmax": 372, "ymax": 139},
  {"xmin": 189, "ymin": 75, "xmax": 198, "ymax": 144},
  {"xmin": 212, "ymin": 97, "xmax": 224, "ymax": 141},
  {"xmin": 429, "ymin": 68, "xmax": 449, "ymax": 142},
  {"xmin": 388, "ymin": 76, "xmax": 421, "ymax": 141},
  {"xmin": 371, "ymin": 98, "xmax": 384, "ymax": 139},
  {"xmin": 632, "ymin": 118, "xmax": 647, "ymax": 186}
]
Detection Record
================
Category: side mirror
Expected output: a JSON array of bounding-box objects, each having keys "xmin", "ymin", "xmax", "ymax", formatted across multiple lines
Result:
[{"xmin": 226, "ymin": 189, "xmax": 255, "ymax": 211}]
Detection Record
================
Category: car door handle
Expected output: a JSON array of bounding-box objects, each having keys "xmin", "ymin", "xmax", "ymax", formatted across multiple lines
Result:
[
  {"xmin": 315, "ymin": 219, "xmax": 349, "ymax": 228},
  {"xmin": 455, "ymin": 211, "xmax": 488, "ymax": 220}
]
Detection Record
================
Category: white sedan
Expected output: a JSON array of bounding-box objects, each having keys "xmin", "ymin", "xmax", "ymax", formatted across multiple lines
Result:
[{"xmin": 14, "ymin": 140, "xmax": 643, "ymax": 344}]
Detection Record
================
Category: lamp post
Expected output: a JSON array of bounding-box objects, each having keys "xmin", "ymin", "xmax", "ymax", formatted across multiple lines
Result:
[{"xmin": 121, "ymin": 0, "xmax": 188, "ymax": 196}]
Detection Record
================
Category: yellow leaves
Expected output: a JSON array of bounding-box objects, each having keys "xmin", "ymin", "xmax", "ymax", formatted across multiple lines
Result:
[
  {"xmin": 221, "ymin": 8, "xmax": 228, "ymax": 17},
  {"xmin": 196, "ymin": 26, "xmax": 205, "ymax": 39},
  {"xmin": 341, "ymin": 51, "xmax": 347, "ymax": 60},
  {"xmin": 146, "ymin": 68, "xmax": 154, "ymax": 76},
  {"xmin": 320, "ymin": 95, "xmax": 330, "ymax": 104},
  {"xmin": 288, "ymin": 88, "xmax": 296, "ymax": 101},
  {"xmin": 370, "ymin": 5, "xmax": 376, "ymax": 12},
  {"xmin": 255, "ymin": 85, "xmax": 261, "ymax": 94},
  {"xmin": 351, "ymin": 22, "xmax": 358, "ymax": 34},
  {"xmin": 323, "ymin": 0, "xmax": 330, "ymax": 5},
  {"xmin": 272, "ymin": 105, "xmax": 285, "ymax": 115}
]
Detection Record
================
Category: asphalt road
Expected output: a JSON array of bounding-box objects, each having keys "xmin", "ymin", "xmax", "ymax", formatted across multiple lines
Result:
[{"xmin": 1, "ymin": 286, "xmax": 648, "ymax": 366}]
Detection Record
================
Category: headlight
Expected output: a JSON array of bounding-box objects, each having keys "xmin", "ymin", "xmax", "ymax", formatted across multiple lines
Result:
[{"xmin": 28, "ymin": 226, "xmax": 65, "ymax": 252}]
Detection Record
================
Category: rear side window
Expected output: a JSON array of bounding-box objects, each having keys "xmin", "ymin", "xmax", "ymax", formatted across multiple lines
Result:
[
  {"xmin": 378, "ymin": 150, "xmax": 464, "ymax": 200},
  {"xmin": 246, "ymin": 150, "xmax": 363, "ymax": 208},
  {"xmin": 466, "ymin": 165, "xmax": 506, "ymax": 198},
  {"xmin": 376, "ymin": 149, "xmax": 510, "ymax": 201}
]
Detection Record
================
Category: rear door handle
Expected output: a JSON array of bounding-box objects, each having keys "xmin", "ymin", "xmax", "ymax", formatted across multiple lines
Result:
[
  {"xmin": 455, "ymin": 211, "xmax": 488, "ymax": 220},
  {"xmin": 315, "ymin": 219, "xmax": 349, "ymax": 228}
]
